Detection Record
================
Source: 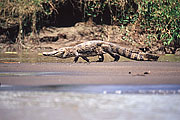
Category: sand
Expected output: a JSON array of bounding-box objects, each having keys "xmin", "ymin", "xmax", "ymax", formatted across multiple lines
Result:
[{"xmin": 0, "ymin": 62, "xmax": 180, "ymax": 86}]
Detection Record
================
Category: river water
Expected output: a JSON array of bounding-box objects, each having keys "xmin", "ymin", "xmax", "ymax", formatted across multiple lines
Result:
[{"xmin": 0, "ymin": 85, "xmax": 180, "ymax": 120}]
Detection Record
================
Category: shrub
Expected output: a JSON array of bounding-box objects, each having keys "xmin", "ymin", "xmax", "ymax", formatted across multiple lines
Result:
[
  {"xmin": 137, "ymin": 0, "xmax": 180, "ymax": 46},
  {"xmin": 0, "ymin": 0, "xmax": 62, "ymax": 45}
]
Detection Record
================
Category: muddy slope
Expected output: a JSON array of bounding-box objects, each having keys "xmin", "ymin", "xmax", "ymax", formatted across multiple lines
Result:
[
  {"xmin": 1, "ymin": 22, "xmax": 178, "ymax": 55},
  {"xmin": 37, "ymin": 23, "xmax": 173, "ymax": 54}
]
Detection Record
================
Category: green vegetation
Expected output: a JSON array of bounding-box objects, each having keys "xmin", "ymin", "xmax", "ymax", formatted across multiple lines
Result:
[
  {"xmin": 0, "ymin": 0, "xmax": 180, "ymax": 48},
  {"xmin": 0, "ymin": 0, "xmax": 63, "ymax": 46},
  {"xmin": 137, "ymin": 0, "xmax": 180, "ymax": 46},
  {"xmin": 83, "ymin": 0, "xmax": 133, "ymax": 25},
  {"xmin": 84, "ymin": 0, "xmax": 180, "ymax": 47}
]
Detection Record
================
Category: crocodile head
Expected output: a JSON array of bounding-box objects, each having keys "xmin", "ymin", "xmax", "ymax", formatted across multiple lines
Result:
[{"xmin": 43, "ymin": 47, "xmax": 75, "ymax": 58}]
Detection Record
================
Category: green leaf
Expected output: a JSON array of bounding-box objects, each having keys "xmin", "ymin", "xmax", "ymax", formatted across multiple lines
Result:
[
  {"xmin": 167, "ymin": 37, "xmax": 173, "ymax": 45},
  {"xmin": 87, "ymin": 13, "xmax": 92, "ymax": 16}
]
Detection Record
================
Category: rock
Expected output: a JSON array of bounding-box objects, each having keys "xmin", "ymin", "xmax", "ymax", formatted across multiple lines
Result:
[
  {"xmin": 175, "ymin": 48, "xmax": 180, "ymax": 55},
  {"xmin": 165, "ymin": 47, "xmax": 175, "ymax": 54},
  {"xmin": 156, "ymin": 50, "xmax": 165, "ymax": 55},
  {"xmin": 0, "ymin": 35, "xmax": 9, "ymax": 43},
  {"xmin": 40, "ymin": 36, "xmax": 58, "ymax": 42},
  {"xmin": 144, "ymin": 71, "xmax": 151, "ymax": 74}
]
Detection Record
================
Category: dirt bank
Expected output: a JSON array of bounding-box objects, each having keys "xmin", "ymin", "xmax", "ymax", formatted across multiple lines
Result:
[
  {"xmin": 1, "ymin": 22, "xmax": 179, "ymax": 55},
  {"xmin": 37, "ymin": 24, "xmax": 174, "ymax": 55}
]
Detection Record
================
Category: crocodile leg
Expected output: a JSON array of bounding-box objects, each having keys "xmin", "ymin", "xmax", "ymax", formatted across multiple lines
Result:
[
  {"xmin": 108, "ymin": 52, "xmax": 120, "ymax": 61},
  {"xmin": 74, "ymin": 56, "xmax": 79, "ymax": 63},
  {"xmin": 96, "ymin": 54, "xmax": 104, "ymax": 62},
  {"xmin": 81, "ymin": 56, "xmax": 90, "ymax": 62}
]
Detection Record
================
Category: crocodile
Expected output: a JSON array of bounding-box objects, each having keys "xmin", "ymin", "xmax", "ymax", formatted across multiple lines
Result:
[{"xmin": 43, "ymin": 40, "xmax": 159, "ymax": 62}]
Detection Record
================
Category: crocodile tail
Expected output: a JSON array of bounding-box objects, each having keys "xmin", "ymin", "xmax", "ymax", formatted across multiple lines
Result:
[
  {"xmin": 115, "ymin": 47, "xmax": 159, "ymax": 61},
  {"xmin": 42, "ymin": 50, "xmax": 59, "ymax": 56},
  {"xmin": 142, "ymin": 53, "xmax": 159, "ymax": 61}
]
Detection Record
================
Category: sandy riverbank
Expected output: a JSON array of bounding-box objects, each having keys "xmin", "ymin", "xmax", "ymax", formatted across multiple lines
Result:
[{"xmin": 0, "ymin": 62, "xmax": 180, "ymax": 86}]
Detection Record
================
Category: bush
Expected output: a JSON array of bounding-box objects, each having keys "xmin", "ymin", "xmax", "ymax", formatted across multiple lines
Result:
[
  {"xmin": 0, "ymin": 0, "xmax": 179, "ymax": 47},
  {"xmin": 137, "ymin": 0, "xmax": 180, "ymax": 46},
  {"xmin": 83, "ymin": 0, "xmax": 137, "ymax": 25},
  {"xmin": 0, "ymin": 0, "xmax": 62, "ymax": 45},
  {"xmin": 83, "ymin": 0, "xmax": 180, "ymax": 46}
]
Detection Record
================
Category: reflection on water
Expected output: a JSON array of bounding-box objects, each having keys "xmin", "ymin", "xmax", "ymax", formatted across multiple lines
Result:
[
  {"xmin": 0, "ymin": 91, "xmax": 180, "ymax": 120},
  {"xmin": 1, "ymin": 84, "xmax": 180, "ymax": 94}
]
